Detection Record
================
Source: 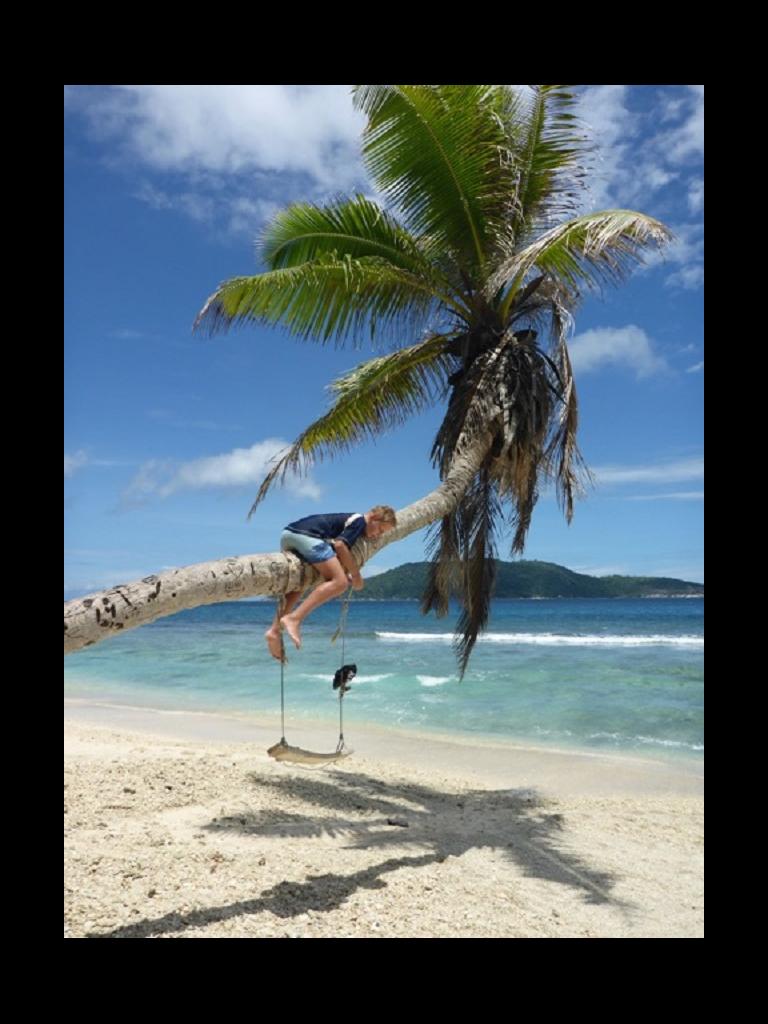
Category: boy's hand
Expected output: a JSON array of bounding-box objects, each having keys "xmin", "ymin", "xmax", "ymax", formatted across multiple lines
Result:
[{"xmin": 348, "ymin": 573, "xmax": 364, "ymax": 591}]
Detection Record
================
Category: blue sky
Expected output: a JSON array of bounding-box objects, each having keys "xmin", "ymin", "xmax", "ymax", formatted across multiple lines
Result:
[{"xmin": 64, "ymin": 85, "xmax": 704, "ymax": 599}]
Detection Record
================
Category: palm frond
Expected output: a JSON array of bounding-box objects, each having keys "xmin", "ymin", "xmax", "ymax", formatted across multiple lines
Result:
[
  {"xmin": 433, "ymin": 329, "xmax": 591, "ymax": 561},
  {"xmin": 351, "ymin": 85, "xmax": 520, "ymax": 279},
  {"xmin": 505, "ymin": 274, "xmax": 568, "ymax": 335},
  {"xmin": 421, "ymin": 462, "xmax": 501, "ymax": 679},
  {"xmin": 420, "ymin": 511, "xmax": 461, "ymax": 619},
  {"xmin": 491, "ymin": 210, "xmax": 674, "ymax": 315},
  {"xmin": 261, "ymin": 193, "xmax": 419, "ymax": 271},
  {"xmin": 259, "ymin": 194, "xmax": 470, "ymax": 321},
  {"xmin": 491, "ymin": 340, "xmax": 550, "ymax": 553},
  {"xmin": 193, "ymin": 254, "xmax": 447, "ymax": 348},
  {"xmin": 542, "ymin": 299, "xmax": 595, "ymax": 521},
  {"xmin": 510, "ymin": 85, "xmax": 593, "ymax": 239},
  {"xmin": 247, "ymin": 335, "xmax": 454, "ymax": 517},
  {"xmin": 452, "ymin": 465, "xmax": 500, "ymax": 679}
]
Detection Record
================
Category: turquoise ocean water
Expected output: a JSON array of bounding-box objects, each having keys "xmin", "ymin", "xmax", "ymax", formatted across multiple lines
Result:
[{"xmin": 64, "ymin": 597, "xmax": 704, "ymax": 762}]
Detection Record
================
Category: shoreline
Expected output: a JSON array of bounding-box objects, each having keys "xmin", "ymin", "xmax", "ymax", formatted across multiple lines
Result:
[{"xmin": 65, "ymin": 698, "xmax": 702, "ymax": 797}]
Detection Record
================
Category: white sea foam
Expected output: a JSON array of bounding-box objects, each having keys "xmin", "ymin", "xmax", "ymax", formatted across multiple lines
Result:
[
  {"xmin": 376, "ymin": 631, "xmax": 703, "ymax": 647},
  {"xmin": 634, "ymin": 735, "xmax": 704, "ymax": 751},
  {"xmin": 536, "ymin": 728, "xmax": 703, "ymax": 753},
  {"xmin": 417, "ymin": 676, "xmax": 452, "ymax": 687},
  {"xmin": 588, "ymin": 731, "xmax": 704, "ymax": 752}
]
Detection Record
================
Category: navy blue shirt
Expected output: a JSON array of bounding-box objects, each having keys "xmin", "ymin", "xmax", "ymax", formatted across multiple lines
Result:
[{"xmin": 285, "ymin": 513, "xmax": 366, "ymax": 549}]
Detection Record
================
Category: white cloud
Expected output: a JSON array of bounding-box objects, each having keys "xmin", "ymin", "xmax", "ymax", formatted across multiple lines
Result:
[
  {"xmin": 686, "ymin": 361, "xmax": 704, "ymax": 373},
  {"xmin": 65, "ymin": 450, "xmax": 128, "ymax": 476},
  {"xmin": 227, "ymin": 197, "xmax": 282, "ymax": 238},
  {"xmin": 574, "ymin": 86, "xmax": 633, "ymax": 211},
  {"xmin": 687, "ymin": 178, "xmax": 704, "ymax": 214},
  {"xmin": 655, "ymin": 86, "xmax": 704, "ymax": 164},
  {"xmin": 666, "ymin": 264, "xmax": 705, "ymax": 290},
  {"xmin": 70, "ymin": 85, "xmax": 367, "ymax": 189},
  {"xmin": 132, "ymin": 182, "xmax": 174, "ymax": 210},
  {"xmin": 121, "ymin": 439, "xmax": 322, "ymax": 508},
  {"xmin": 639, "ymin": 220, "xmax": 704, "ymax": 290},
  {"xmin": 572, "ymin": 88, "xmax": 703, "ymax": 287},
  {"xmin": 593, "ymin": 457, "xmax": 703, "ymax": 485},
  {"xmin": 67, "ymin": 85, "xmax": 372, "ymax": 240},
  {"xmin": 568, "ymin": 89, "xmax": 705, "ymax": 291},
  {"xmin": 65, "ymin": 450, "xmax": 89, "ymax": 477},
  {"xmin": 134, "ymin": 188, "xmax": 281, "ymax": 240},
  {"xmin": 568, "ymin": 325, "xmax": 668, "ymax": 378},
  {"xmin": 121, "ymin": 458, "xmax": 175, "ymax": 506},
  {"xmin": 659, "ymin": 96, "xmax": 687, "ymax": 123},
  {"xmin": 574, "ymin": 85, "xmax": 701, "ymax": 211},
  {"xmin": 575, "ymin": 85, "xmax": 632, "ymax": 146}
]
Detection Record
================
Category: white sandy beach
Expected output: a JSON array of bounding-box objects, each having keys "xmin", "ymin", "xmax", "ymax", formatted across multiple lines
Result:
[{"xmin": 64, "ymin": 700, "xmax": 703, "ymax": 938}]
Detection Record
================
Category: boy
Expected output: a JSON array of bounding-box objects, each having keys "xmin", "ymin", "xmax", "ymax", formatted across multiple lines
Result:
[{"xmin": 265, "ymin": 506, "xmax": 397, "ymax": 660}]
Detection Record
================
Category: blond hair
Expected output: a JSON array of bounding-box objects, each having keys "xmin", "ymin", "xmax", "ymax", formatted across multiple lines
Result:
[{"xmin": 367, "ymin": 504, "xmax": 397, "ymax": 525}]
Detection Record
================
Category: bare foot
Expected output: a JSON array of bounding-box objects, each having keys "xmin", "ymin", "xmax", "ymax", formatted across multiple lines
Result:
[
  {"xmin": 280, "ymin": 615, "xmax": 302, "ymax": 650},
  {"xmin": 265, "ymin": 629, "xmax": 285, "ymax": 661}
]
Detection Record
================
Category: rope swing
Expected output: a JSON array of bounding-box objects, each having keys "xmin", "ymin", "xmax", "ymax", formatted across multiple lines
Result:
[{"xmin": 266, "ymin": 589, "xmax": 355, "ymax": 767}]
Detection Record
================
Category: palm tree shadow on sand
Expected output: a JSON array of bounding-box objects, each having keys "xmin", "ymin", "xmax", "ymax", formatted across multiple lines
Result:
[{"xmin": 95, "ymin": 769, "xmax": 635, "ymax": 938}]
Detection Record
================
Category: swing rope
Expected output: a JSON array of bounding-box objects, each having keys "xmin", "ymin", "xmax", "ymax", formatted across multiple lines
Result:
[
  {"xmin": 277, "ymin": 593, "xmax": 287, "ymax": 744},
  {"xmin": 333, "ymin": 586, "xmax": 354, "ymax": 753},
  {"xmin": 268, "ymin": 587, "xmax": 353, "ymax": 767}
]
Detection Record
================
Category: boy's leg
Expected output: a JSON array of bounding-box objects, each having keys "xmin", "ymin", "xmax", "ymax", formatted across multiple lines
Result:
[
  {"xmin": 265, "ymin": 590, "xmax": 301, "ymax": 660},
  {"xmin": 281, "ymin": 557, "xmax": 348, "ymax": 649}
]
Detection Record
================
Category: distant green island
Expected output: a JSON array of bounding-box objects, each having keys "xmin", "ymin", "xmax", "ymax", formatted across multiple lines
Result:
[{"xmin": 360, "ymin": 560, "xmax": 704, "ymax": 599}]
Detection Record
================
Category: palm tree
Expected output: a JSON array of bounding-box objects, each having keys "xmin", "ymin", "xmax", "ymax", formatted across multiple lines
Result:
[
  {"xmin": 193, "ymin": 85, "xmax": 673, "ymax": 676},
  {"xmin": 64, "ymin": 86, "xmax": 673, "ymax": 664}
]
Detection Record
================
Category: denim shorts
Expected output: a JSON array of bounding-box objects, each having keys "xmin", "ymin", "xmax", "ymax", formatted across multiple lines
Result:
[{"xmin": 280, "ymin": 529, "xmax": 335, "ymax": 565}]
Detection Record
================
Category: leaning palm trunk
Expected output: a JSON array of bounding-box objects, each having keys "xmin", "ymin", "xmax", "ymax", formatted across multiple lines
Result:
[{"xmin": 63, "ymin": 428, "xmax": 496, "ymax": 655}]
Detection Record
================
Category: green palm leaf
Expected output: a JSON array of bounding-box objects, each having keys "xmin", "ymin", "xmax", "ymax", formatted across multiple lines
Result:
[
  {"xmin": 492, "ymin": 210, "xmax": 675, "ymax": 318},
  {"xmin": 351, "ymin": 85, "xmax": 519, "ymax": 279},
  {"xmin": 194, "ymin": 254, "xmax": 449, "ymax": 348},
  {"xmin": 453, "ymin": 467, "xmax": 500, "ymax": 679},
  {"xmin": 259, "ymin": 193, "xmax": 471, "ymax": 319},
  {"xmin": 509, "ymin": 85, "xmax": 593, "ymax": 239},
  {"xmin": 247, "ymin": 334, "xmax": 453, "ymax": 517}
]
